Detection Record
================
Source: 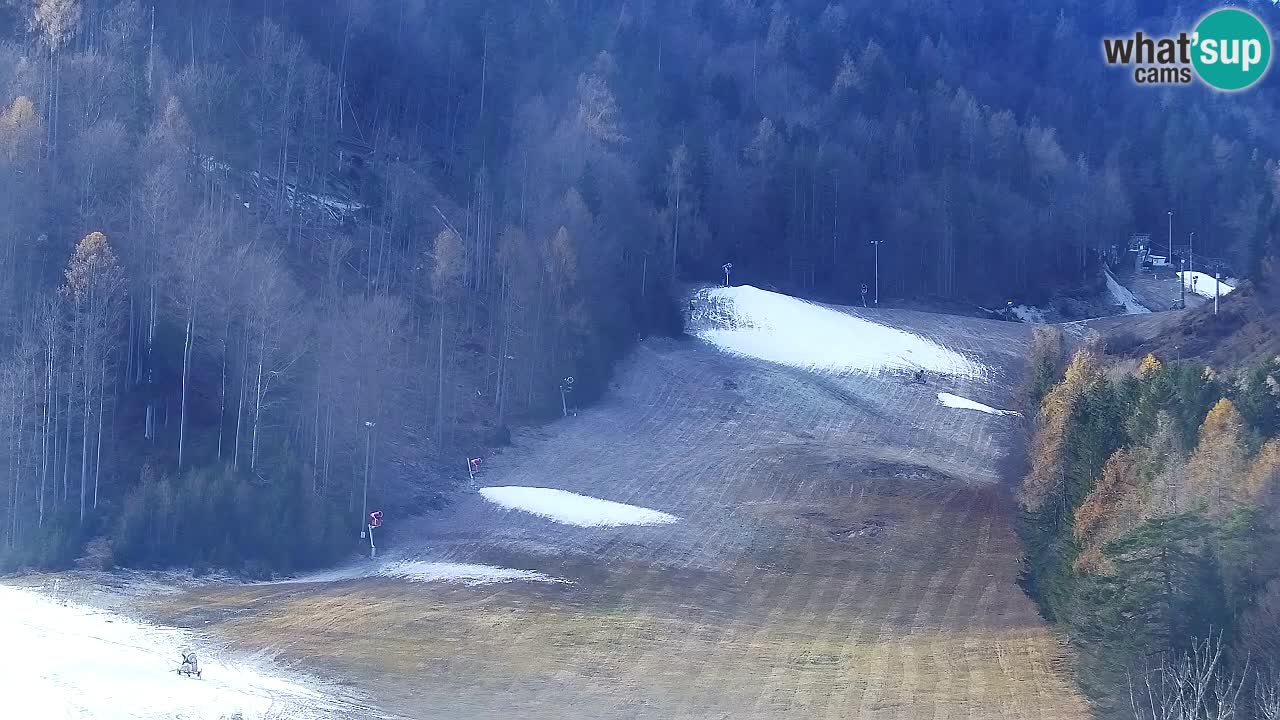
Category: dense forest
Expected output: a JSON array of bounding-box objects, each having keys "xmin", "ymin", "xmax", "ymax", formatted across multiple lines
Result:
[
  {"xmin": 1019, "ymin": 331, "xmax": 1280, "ymax": 718},
  {"xmin": 0, "ymin": 0, "xmax": 1279, "ymax": 573}
]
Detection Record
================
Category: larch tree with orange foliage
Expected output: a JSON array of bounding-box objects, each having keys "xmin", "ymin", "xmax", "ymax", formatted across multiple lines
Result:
[
  {"xmin": 1138, "ymin": 353, "xmax": 1162, "ymax": 379},
  {"xmin": 1246, "ymin": 438, "xmax": 1280, "ymax": 507},
  {"xmin": 1073, "ymin": 448, "xmax": 1142, "ymax": 573},
  {"xmin": 1024, "ymin": 325, "xmax": 1063, "ymax": 409},
  {"xmin": 1183, "ymin": 398, "xmax": 1251, "ymax": 518},
  {"xmin": 0, "ymin": 97, "xmax": 45, "ymax": 332},
  {"xmin": 1021, "ymin": 343, "xmax": 1101, "ymax": 524}
]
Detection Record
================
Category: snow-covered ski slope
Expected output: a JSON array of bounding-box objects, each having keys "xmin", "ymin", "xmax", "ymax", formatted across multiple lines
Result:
[
  {"xmin": 690, "ymin": 285, "xmax": 986, "ymax": 378},
  {"xmin": 0, "ymin": 584, "xmax": 375, "ymax": 720},
  {"xmin": 1179, "ymin": 270, "xmax": 1235, "ymax": 298}
]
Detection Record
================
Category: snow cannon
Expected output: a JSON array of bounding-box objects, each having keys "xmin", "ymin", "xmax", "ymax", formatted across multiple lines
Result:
[{"xmin": 177, "ymin": 650, "xmax": 202, "ymax": 679}]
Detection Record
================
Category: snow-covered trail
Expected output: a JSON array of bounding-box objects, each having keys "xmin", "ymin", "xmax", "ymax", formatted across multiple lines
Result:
[
  {"xmin": 691, "ymin": 285, "xmax": 986, "ymax": 378},
  {"xmin": 479, "ymin": 486, "xmax": 680, "ymax": 527},
  {"xmin": 0, "ymin": 584, "xmax": 377, "ymax": 720},
  {"xmin": 1179, "ymin": 271, "xmax": 1235, "ymax": 299},
  {"xmin": 1105, "ymin": 269, "xmax": 1151, "ymax": 314}
]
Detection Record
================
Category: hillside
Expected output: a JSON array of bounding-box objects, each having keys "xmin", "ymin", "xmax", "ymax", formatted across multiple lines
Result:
[
  {"xmin": 1132, "ymin": 265, "xmax": 1280, "ymax": 368},
  {"xmin": 11, "ymin": 287, "xmax": 1084, "ymax": 719},
  {"xmin": 1017, "ymin": 304, "xmax": 1280, "ymax": 717},
  {"xmin": 1, "ymin": 2, "xmax": 1279, "ymax": 716},
  {"xmin": 2, "ymin": 0, "xmax": 1280, "ymax": 573}
]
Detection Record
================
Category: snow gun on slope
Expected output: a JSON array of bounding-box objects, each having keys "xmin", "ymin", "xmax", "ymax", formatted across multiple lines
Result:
[{"xmin": 176, "ymin": 650, "xmax": 202, "ymax": 679}]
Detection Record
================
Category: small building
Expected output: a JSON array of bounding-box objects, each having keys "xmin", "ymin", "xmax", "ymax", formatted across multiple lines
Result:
[{"xmin": 1127, "ymin": 233, "xmax": 1165, "ymax": 271}]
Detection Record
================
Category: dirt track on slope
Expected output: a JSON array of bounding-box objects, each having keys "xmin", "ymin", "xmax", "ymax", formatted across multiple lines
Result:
[{"xmin": 146, "ymin": 308, "xmax": 1089, "ymax": 719}]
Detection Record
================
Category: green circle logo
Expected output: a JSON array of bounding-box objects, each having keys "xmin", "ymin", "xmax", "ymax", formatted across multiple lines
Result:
[{"xmin": 1192, "ymin": 9, "xmax": 1271, "ymax": 91}]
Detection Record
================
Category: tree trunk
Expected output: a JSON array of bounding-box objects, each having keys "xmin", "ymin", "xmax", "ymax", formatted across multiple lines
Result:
[
  {"xmin": 436, "ymin": 304, "xmax": 446, "ymax": 448},
  {"xmin": 251, "ymin": 331, "xmax": 266, "ymax": 472},
  {"xmin": 496, "ymin": 269, "xmax": 510, "ymax": 425},
  {"xmin": 93, "ymin": 358, "xmax": 105, "ymax": 510},
  {"xmin": 145, "ymin": 283, "xmax": 156, "ymax": 440},
  {"xmin": 234, "ymin": 337, "xmax": 247, "ymax": 469},
  {"xmin": 53, "ymin": 52, "xmax": 61, "ymax": 156},
  {"xmin": 217, "ymin": 318, "xmax": 228, "ymax": 460},
  {"xmin": 61, "ymin": 360, "xmax": 71, "ymax": 504},
  {"xmin": 322, "ymin": 400, "xmax": 333, "ymax": 493},
  {"xmin": 39, "ymin": 341, "xmax": 53, "ymax": 528},
  {"xmin": 312, "ymin": 379, "xmax": 321, "ymax": 494},
  {"xmin": 125, "ymin": 295, "xmax": 134, "ymax": 388},
  {"xmin": 46, "ymin": 47, "xmax": 54, "ymax": 154},
  {"xmin": 147, "ymin": 5, "xmax": 155, "ymax": 93},
  {"xmin": 671, "ymin": 188, "xmax": 680, "ymax": 278},
  {"xmin": 80, "ymin": 339, "xmax": 90, "ymax": 525},
  {"xmin": 178, "ymin": 307, "xmax": 194, "ymax": 468},
  {"xmin": 832, "ymin": 173, "xmax": 839, "ymax": 268},
  {"xmin": 9, "ymin": 382, "xmax": 20, "ymax": 547}
]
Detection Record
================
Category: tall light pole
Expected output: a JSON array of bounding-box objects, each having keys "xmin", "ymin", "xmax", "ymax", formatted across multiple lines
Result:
[
  {"xmin": 870, "ymin": 240, "xmax": 882, "ymax": 306},
  {"xmin": 1167, "ymin": 211, "xmax": 1173, "ymax": 269},
  {"xmin": 1214, "ymin": 265, "xmax": 1221, "ymax": 315},
  {"xmin": 559, "ymin": 376, "xmax": 574, "ymax": 417},
  {"xmin": 1179, "ymin": 257, "xmax": 1186, "ymax": 310},
  {"xmin": 1189, "ymin": 231, "xmax": 1195, "ymax": 277},
  {"xmin": 361, "ymin": 420, "xmax": 375, "ymax": 539}
]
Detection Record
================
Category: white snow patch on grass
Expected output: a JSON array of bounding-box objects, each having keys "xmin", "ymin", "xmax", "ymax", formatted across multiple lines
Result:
[
  {"xmin": 693, "ymin": 285, "xmax": 984, "ymax": 378},
  {"xmin": 479, "ymin": 486, "xmax": 679, "ymax": 528},
  {"xmin": 284, "ymin": 560, "xmax": 566, "ymax": 586},
  {"xmin": 380, "ymin": 561, "xmax": 565, "ymax": 585},
  {"xmin": 1179, "ymin": 271, "xmax": 1234, "ymax": 299},
  {"xmin": 937, "ymin": 392, "xmax": 1021, "ymax": 417},
  {"xmin": 0, "ymin": 584, "xmax": 360, "ymax": 720},
  {"xmin": 1105, "ymin": 269, "xmax": 1151, "ymax": 314}
]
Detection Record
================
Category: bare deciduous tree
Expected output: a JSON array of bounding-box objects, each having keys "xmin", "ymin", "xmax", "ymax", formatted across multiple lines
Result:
[
  {"xmin": 240, "ymin": 251, "xmax": 307, "ymax": 473},
  {"xmin": 61, "ymin": 231, "xmax": 125, "ymax": 523},
  {"xmin": 576, "ymin": 61, "xmax": 626, "ymax": 145},
  {"xmin": 1129, "ymin": 634, "xmax": 1248, "ymax": 720},
  {"xmin": 665, "ymin": 143, "xmax": 689, "ymax": 279},
  {"xmin": 430, "ymin": 228, "xmax": 463, "ymax": 448},
  {"xmin": 31, "ymin": 0, "xmax": 82, "ymax": 153},
  {"xmin": 168, "ymin": 210, "xmax": 221, "ymax": 469},
  {"xmin": 1258, "ymin": 670, "xmax": 1280, "ymax": 720}
]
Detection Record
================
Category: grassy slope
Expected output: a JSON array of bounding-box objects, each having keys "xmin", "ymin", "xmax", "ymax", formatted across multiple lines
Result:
[{"xmin": 140, "ymin": 308, "xmax": 1088, "ymax": 719}]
